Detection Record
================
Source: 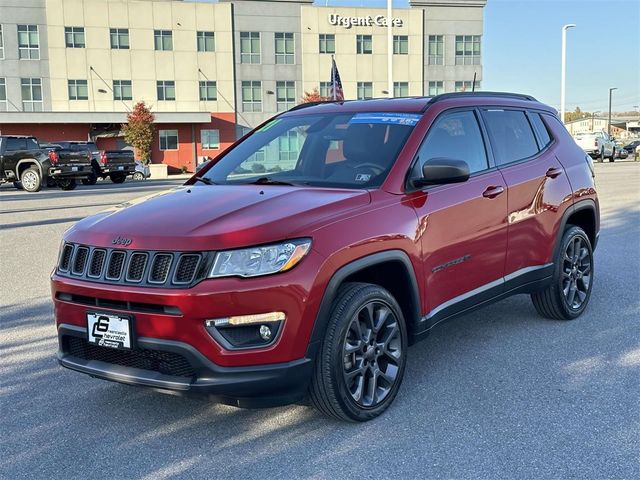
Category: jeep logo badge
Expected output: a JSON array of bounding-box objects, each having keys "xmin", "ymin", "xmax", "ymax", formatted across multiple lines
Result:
[{"xmin": 112, "ymin": 236, "xmax": 132, "ymax": 246}]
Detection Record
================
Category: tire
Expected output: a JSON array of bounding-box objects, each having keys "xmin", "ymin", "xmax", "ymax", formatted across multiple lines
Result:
[
  {"xmin": 309, "ymin": 282, "xmax": 408, "ymax": 422},
  {"xmin": 596, "ymin": 149, "xmax": 604, "ymax": 162},
  {"xmin": 531, "ymin": 225, "xmax": 594, "ymax": 320},
  {"xmin": 82, "ymin": 173, "xmax": 97, "ymax": 185},
  {"xmin": 57, "ymin": 178, "xmax": 77, "ymax": 191},
  {"xmin": 110, "ymin": 173, "xmax": 126, "ymax": 184},
  {"xmin": 608, "ymin": 148, "xmax": 615, "ymax": 162},
  {"xmin": 46, "ymin": 177, "xmax": 57, "ymax": 188},
  {"xmin": 12, "ymin": 181, "xmax": 22, "ymax": 190},
  {"xmin": 20, "ymin": 167, "xmax": 42, "ymax": 192},
  {"xmin": 132, "ymin": 171, "xmax": 145, "ymax": 181}
]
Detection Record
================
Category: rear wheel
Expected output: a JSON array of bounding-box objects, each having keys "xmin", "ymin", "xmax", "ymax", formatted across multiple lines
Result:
[
  {"xmin": 57, "ymin": 178, "xmax": 77, "ymax": 191},
  {"xmin": 597, "ymin": 149, "xmax": 604, "ymax": 163},
  {"xmin": 531, "ymin": 225, "xmax": 594, "ymax": 320},
  {"xmin": 132, "ymin": 171, "xmax": 145, "ymax": 181},
  {"xmin": 110, "ymin": 173, "xmax": 126, "ymax": 184},
  {"xmin": 20, "ymin": 167, "xmax": 42, "ymax": 192},
  {"xmin": 82, "ymin": 173, "xmax": 97, "ymax": 185},
  {"xmin": 309, "ymin": 282, "xmax": 408, "ymax": 422},
  {"xmin": 608, "ymin": 148, "xmax": 615, "ymax": 162}
]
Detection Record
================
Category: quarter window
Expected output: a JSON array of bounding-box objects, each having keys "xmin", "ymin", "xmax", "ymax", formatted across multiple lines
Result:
[
  {"xmin": 65, "ymin": 27, "xmax": 85, "ymax": 48},
  {"xmin": 528, "ymin": 112, "xmax": 552, "ymax": 148},
  {"xmin": 197, "ymin": 31, "xmax": 215, "ymax": 52},
  {"xmin": 21, "ymin": 78, "xmax": 43, "ymax": 111},
  {"xmin": 357, "ymin": 82, "xmax": 373, "ymax": 100},
  {"xmin": 159, "ymin": 130, "xmax": 178, "ymax": 150},
  {"xmin": 68, "ymin": 80, "xmax": 88, "ymax": 100},
  {"xmin": 154, "ymin": 30, "xmax": 173, "ymax": 51},
  {"xmin": 393, "ymin": 35, "xmax": 408, "ymax": 55},
  {"xmin": 110, "ymin": 28, "xmax": 129, "ymax": 49},
  {"xmin": 319, "ymin": 34, "xmax": 335, "ymax": 54},
  {"xmin": 428, "ymin": 35, "xmax": 444, "ymax": 65},
  {"xmin": 240, "ymin": 32, "xmax": 260, "ymax": 64},
  {"xmin": 18, "ymin": 25, "xmax": 39, "ymax": 59},
  {"xmin": 455, "ymin": 35, "xmax": 481, "ymax": 65},
  {"xmin": 199, "ymin": 81, "xmax": 217, "ymax": 101},
  {"xmin": 201, "ymin": 129, "xmax": 220, "ymax": 150},
  {"xmin": 393, "ymin": 82, "xmax": 409, "ymax": 97},
  {"xmin": 113, "ymin": 80, "xmax": 132, "ymax": 100},
  {"xmin": 482, "ymin": 109, "xmax": 539, "ymax": 165},
  {"xmin": 275, "ymin": 32, "xmax": 294, "ymax": 64},
  {"xmin": 157, "ymin": 80, "xmax": 175, "ymax": 101},
  {"xmin": 276, "ymin": 81, "xmax": 296, "ymax": 112},
  {"xmin": 241, "ymin": 80, "xmax": 262, "ymax": 112},
  {"xmin": 356, "ymin": 35, "xmax": 372, "ymax": 54},
  {"xmin": 416, "ymin": 110, "xmax": 488, "ymax": 174}
]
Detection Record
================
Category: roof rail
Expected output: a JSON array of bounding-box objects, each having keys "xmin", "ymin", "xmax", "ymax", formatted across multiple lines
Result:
[
  {"xmin": 288, "ymin": 100, "xmax": 343, "ymax": 111},
  {"xmin": 425, "ymin": 91, "xmax": 537, "ymax": 110}
]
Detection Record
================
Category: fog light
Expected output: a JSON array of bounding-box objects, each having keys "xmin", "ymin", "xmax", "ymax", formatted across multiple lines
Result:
[
  {"xmin": 259, "ymin": 325, "xmax": 272, "ymax": 341},
  {"xmin": 206, "ymin": 311, "xmax": 285, "ymax": 327}
]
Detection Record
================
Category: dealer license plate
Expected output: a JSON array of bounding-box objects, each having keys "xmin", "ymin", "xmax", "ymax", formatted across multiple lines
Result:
[
  {"xmin": 87, "ymin": 312, "xmax": 133, "ymax": 350},
  {"xmin": 118, "ymin": 166, "xmax": 124, "ymax": 170}
]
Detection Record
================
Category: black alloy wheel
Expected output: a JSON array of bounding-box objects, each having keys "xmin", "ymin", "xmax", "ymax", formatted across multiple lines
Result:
[{"xmin": 561, "ymin": 234, "xmax": 592, "ymax": 310}]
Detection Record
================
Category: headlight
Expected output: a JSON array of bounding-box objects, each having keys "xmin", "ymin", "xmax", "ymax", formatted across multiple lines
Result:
[{"xmin": 209, "ymin": 239, "xmax": 311, "ymax": 278}]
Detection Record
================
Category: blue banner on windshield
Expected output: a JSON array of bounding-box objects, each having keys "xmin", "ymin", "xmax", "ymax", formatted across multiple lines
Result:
[{"xmin": 349, "ymin": 112, "xmax": 422, "ymax": 126}]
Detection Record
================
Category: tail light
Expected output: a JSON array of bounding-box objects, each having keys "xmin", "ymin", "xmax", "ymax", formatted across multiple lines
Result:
[
  {"xmin": 48, "ymin": 150, "xmax": 59, "ymax": 165},
  {"xmin": 100, "ymin": 152, "xmax": 108, "ymax": 166}
]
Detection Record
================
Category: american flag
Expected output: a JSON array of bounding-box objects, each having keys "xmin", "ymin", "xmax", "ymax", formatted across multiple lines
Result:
[{"xmin": 330, "ymin": 56, "xmax": 344, "ymax": 101}]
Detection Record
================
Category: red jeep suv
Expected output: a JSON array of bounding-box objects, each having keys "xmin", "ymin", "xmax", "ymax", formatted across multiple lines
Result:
[{"xmin": 53, "ymin": 93, "xmax": 599, "ymax": 421}]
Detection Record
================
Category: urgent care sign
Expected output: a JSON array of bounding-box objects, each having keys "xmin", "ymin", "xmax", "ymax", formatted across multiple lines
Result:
[{"xmin": 328, "ymin": 13, "xmax": 404, "ymax": 29}]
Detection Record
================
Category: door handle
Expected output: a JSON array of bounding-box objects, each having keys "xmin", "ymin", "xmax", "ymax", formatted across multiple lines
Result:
[
  {"xmin": 482, "ymin": 185, "xmax": 505, "ymax": 198},
  {"xmin": 546, "ymin": 167, "xmax": 563, "ymax": 178}
]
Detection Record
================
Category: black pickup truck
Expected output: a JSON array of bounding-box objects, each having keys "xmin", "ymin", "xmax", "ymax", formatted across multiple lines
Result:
[
  {"xmin": 0, "ymin": 136, "xmax": 93, "ymax": 192},
  {"xmin": 53, "ymin": 141, "xmax": 136, "ymax": 184}
]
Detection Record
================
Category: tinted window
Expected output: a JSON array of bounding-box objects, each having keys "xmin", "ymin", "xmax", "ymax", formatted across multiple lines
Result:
[
  {"xmin": 416, "ymin": 110, "xmax": 488, "ymax": 174},
  {"xmin": 6, "ymin": 138, "xmax": 26, "ymax": 151},
  {"xmin": 25, "ymin": 138, "xmax": 39, "ymax": 150},
  {"xmin": 529, "ymin": 113, "xmax": 552, "ymax": 148},
  {"xmin": 482, "ymin": 109, "xmax": 538, "ymax": 165}
]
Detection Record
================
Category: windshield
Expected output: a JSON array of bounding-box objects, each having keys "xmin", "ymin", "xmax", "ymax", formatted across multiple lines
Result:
[{"xmin": 201, "ymin": 112, "xmax": 420, "ymax": 189}]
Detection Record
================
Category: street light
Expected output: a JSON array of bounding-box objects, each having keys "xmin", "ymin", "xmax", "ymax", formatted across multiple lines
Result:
[
  {"xmin": 560, "ymin": 24, "xmax": 576, "ymax": 124},
  {"xmin": 608, "ymin": 87, "xmax": 618, "ymax": 135},
  {"xmin": 387, "ymin": 0, "xmax": 393, "ymax": 98}
]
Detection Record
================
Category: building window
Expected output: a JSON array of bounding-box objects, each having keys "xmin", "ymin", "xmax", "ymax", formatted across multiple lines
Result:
[
  {"xmin": 393, "ymin": 35, "xmax": 408, "ymax": 55},
  {"xmin": 0, "ymin": 78, "xmax": 7, "ymax": 111},
  {"xmin": 241, "ymin": 80, "xmax": 262, "ymax": 112},
  {"xmin": 428, "ymin": 81, "xmax": 444, "ymax": 96},
  {"xmin": 319, "ymin": 81, "xmax": 331, "ymax": 98},
  {"xmin": 157, "ymin": 80, "xmax": 175, "ymax": 101},
  {"xmin": 18, "ymin": 25, "xmax": 39, "ymax": 59},
  {"xmin": 393, "ymin": 82, "xmax": 409, "ymax": 97},
  {"xmin": 199, "ymin": 81, "xmax": 217, "ymax": 101},
  {"xmin": 154, "ymin": 30, "xmax": 173, "ymax": 51},
  {"xmin": 21, "ymin": 78, "xmax": 42, "ymax": 111},
  {"xmin": 275, "ymin": 32, "xmax": 294, "ymax": 64},
  {"xmin": 428, "ymin": 35, "xmax": 444, "ymax": 65},
  {"xmin": 68, "ymin": 80, "xmax": 88, "ymax": 100},
  {"xmin": 110, "ymin": 28, "xmax": 129, "ymax": 49},
  {"xmin": 159, "ymin": 130, "xmax": 178, "ymax": 150},
  {"xmin": 455, "ymin": 80, "xmax": 479, "ymax": 92},
  {"xmin": 276, "ymin": 81, "xmax": 296, "ymax": 112},
  {"xmin": 356, "ymin": 34, "xmax": 372, "ymax": 54},
  {"xmin": 65, "ymin": 27, "xmax": 85, "ymax": 48},
  {"xmin": 240, "ymin": 32, "xmax": 260, "ymax": 64},
  {"xmin": 113, "ymin": 80, "xmax": 132, "ymax": 100},
  {"xmin": 279, "ymin": 131, "xmax": 299, "ymax": 162},
  {"xmin": 319, "ymin": 34, "xmax": 335, "ymax": 54},
  {"xmin": 357, "ymin": 82, "xmax": 373, "ymax": 100},
  {"xmin": 197, "ymin": 31, "xmax": 215, "ymax": 52},
  {"xmin": 201, "ymin": 129, "xmax": 220, "ymax": 150},
  {"xmin": 455, "ymin": 35, "xmax": 481, "ymax": 65},
  {"xmin": 0, "ymin": 25, "xmax": 4, "ymax": 59}
]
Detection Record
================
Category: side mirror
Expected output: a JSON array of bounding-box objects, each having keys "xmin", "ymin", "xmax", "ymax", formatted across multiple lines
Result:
[{"xmin": 413, "ymin": 158, "xmax": 470, "ymax": 187}]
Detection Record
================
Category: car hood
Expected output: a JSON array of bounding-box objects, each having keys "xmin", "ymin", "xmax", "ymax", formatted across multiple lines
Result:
[{"xmin": 66, "ymin": 185, "xmax": 371, "ymax": 251}]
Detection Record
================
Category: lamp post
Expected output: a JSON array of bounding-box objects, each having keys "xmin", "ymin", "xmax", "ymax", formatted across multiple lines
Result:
[
  {"xmin": 560, "ymin": 24, "xmax": 576, "ymax": 124},
  {"xmin": 608, "ymin": 87, "xmax": 617, "ymax": 135},
  {"xmin": 387, "ymin": 0, "xmax": 393, "ymax": 98}
]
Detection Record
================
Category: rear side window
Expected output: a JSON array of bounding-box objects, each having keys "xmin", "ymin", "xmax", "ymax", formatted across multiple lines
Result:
[
  {"xmin": 528, "ymin": 112, "xmax": 552, "ymax": 148},
  {"xmin": 482, "ymin": 109, "xmax": 538, "ymax": 165},
  {"xmin": 6, "ymin": 138, "xmax": 26, "ymax": 151},
  {"xmin": 416, "ymin": 110, "xmax": 488, "ymax": 174},
  {"xmin": 25, "ymin": 138, "xmax": 39, "ymax": 150}
]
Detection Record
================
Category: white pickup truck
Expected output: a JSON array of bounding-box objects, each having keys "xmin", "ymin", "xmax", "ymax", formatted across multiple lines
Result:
[{"xmin": 573, "ymin": 131, "xmax": 616, "ymax": 162}]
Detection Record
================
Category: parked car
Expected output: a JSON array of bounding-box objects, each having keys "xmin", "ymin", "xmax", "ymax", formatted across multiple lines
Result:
[
  {"xmin": 615, "ymin": 145, "xmax": 628, "ymax": 159},
  {"xmin": 623, "ymin": 139, "xmax": 640, "ymax": 154},
  {"xmin": 132, "ymin": 160, "xmax": 150, "ymax": 181},
  {"xmin": 52, "ymin": 141, "xmax": 137, "ymax": 184},
  {"xmin": 573, "ymin": 131, "xmax": 616, "ymax": 162},
  {"xmin": 0, "ymin": 136, "xmax": 92, "ymax": 192},
  {"xmin": 53, "ymin": 92, "xmax": 599, "ymax": 421}
]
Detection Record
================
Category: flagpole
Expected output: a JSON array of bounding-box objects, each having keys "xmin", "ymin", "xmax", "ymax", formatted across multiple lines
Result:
[
  {"xmin": 332, "ymin": 55, "xmax": 337, "ymax": 100},
  {"xmin": 387, "ymin": 0, "xmax": 393, "ymax": 98}
]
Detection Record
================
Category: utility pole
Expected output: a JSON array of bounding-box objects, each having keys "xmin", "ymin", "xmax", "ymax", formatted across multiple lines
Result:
[
  {"xmin": 560, "ymin": 24, "xmax": 576, "ymax": 124},
  {"xmin": 608, "ymin": 87, "xmax": 617, "ymax": 135}
]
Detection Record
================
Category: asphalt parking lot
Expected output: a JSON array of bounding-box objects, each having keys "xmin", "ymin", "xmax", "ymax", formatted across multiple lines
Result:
[{"xmin": 1, "ymin": 163, "xmax": 639, "ymax": 479}]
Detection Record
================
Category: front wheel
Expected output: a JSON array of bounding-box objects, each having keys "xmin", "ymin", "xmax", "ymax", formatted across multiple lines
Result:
[
  {"xmin": 531, "ymin": 225, "xmax": 594, "ymax": 320},
  {"xmin": 309, "ymin": 283, "xmax": 408, "ymax": 422}
]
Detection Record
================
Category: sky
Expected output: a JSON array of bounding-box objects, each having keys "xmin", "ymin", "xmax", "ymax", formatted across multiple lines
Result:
[{"xmin": 320, "ymin": 0, "xmax": 640, "ymax": 113}]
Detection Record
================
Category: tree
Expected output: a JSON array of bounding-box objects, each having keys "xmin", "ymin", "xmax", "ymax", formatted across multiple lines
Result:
[
  {"xmin": 564, "ymin": 106, "xmax": 591, "ymax": 123},
  {"xmin": 122, "ymin": 101, "xmax": 155, "ymax": 164},
  {"xmin": 300, "ymin": 87, "xmax": 329, "ymax": 104}
]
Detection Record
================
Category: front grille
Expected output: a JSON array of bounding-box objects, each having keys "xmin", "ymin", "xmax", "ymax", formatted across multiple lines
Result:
[
  {"xmin": 57, "ymin": 243, "xmax": 210, "ymax": 288},
  {"xmin": 64, "ymin": 336, "xmax": 195, "ymax": 378}
]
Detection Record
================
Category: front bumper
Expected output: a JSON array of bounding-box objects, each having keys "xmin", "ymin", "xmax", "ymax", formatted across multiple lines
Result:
[{"xmin": 57, "ymin": 324, "xmax": 313, "ymax": 407}]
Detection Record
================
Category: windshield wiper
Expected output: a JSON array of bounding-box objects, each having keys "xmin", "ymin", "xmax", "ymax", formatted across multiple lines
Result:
[
  {"xmin": 246, "ymin": 177, "xmax": 296, "ymax": 186},
  {"xmin": 194, "ymin": 176, "xmax": 216, "ymax": 185}
]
